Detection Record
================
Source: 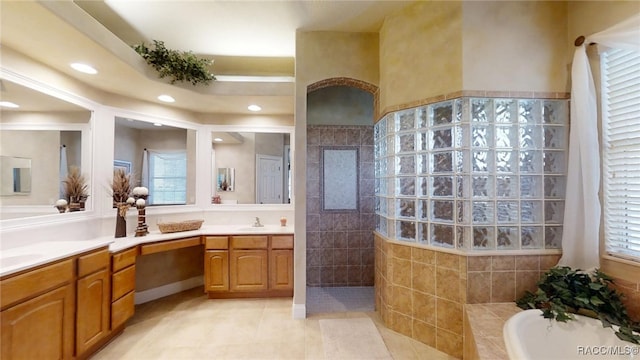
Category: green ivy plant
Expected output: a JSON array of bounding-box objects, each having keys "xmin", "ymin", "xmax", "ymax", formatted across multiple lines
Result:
[
  {"xmin": 133, "ymin": 40, "xmax": 215, "ymax": 86},
  {"xmin": 516, "ymin": 266, "xmax": 640, "ymax": 344}
]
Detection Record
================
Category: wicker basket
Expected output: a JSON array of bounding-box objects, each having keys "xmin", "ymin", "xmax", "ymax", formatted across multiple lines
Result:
[{"xmin": 158, "ymin": 219, "xmax": 204, "ymax": 234}]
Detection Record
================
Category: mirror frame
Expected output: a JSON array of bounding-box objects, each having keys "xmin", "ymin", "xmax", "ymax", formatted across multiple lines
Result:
[
  {"xmin": 0, "ymin": 68, "xmax": 96, "ymax": 227},
  {"xmin": 208, "ymin": 125, "xmax": 295, "ymax": 210}
]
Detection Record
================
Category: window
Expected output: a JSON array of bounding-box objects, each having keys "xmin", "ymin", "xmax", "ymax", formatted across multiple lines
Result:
[
  {"xmin": 148, "ymin": 151, "xmax": 187, "ymax": 205},
  {"xmin": 602, "ymin": 48, "xmax": 640, "ymax": 261}
]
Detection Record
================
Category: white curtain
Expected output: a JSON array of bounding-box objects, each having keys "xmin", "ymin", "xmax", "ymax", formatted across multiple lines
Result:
[
  {"xmin": 59, "ymin": 145, "xmax": 68, "ymax": 199},
  {"xmin": 141, "ymin": 149, "xmax": 149, "ymax": 188},
  {"xmin": 559, "ymin": 14, "xmax": 640, "ymax": 270}
]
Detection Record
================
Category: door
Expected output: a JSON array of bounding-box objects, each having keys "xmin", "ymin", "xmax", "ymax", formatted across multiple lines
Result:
[
  {"xmin": 230, "ymin": 250, "xmax": 268, "ymax": 292},
  {"xmin": 205, "ymin": 250, "xmax": 229, "ymax": 291},
  {"xmin": 256, "ymin": 154, "xmax": 283, "ymax": 204}
]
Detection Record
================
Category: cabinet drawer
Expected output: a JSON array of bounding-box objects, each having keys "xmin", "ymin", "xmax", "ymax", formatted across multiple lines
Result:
[
  {"xmin": 205, "ymin": 236, "xmax": 229, "ymax": 250},
  {"xmin": 112, "ymin": 265, "xmax": 136, "ymax": 301},
  {"xmin": 231, "ymin": 236, "xmax": 268, "ymax": 249},
  {"xmin": 140, "ymin": 237, "xmax": 202, "ymax": 255},
  {"xmin": 271, "ymin": 235, "xmax": 293, "ymax": 249},
  {"xmin": 77, "ymin": 248, "xmax": 110, "ymax": 277},
  {"xmin": 112, "ymin": 247, "xmax": 138, "ymax": 272},
  {"xmin": 1, "ymin": 259, "xmax": 74, "ymax": 309},
  {"xmin": 111, "ymin": 290, "xmax": 135, "ymax": 329}
]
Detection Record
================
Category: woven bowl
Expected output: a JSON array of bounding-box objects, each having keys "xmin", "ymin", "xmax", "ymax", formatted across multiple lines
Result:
[{"xmin": 157, "ymin": 219, "xmax": 204, "ymax": 234}]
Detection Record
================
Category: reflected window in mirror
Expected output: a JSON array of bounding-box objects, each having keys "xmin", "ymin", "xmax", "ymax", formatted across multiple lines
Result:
[{"xmin": 114, "ymin": 117, "xmax": 195, "ymax": 206}]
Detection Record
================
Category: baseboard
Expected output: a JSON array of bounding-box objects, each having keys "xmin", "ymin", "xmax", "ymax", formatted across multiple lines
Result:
[
  {"xmin": 292, "ymin": 303, "xmax": 306, "ymax": 319},
  {"xmin": 134, "ymin": 275, "xmax": 204, "ymax": 305}
]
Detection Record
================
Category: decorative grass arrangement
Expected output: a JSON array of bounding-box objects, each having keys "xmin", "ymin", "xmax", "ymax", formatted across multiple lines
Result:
[
  {"xmin": 111, "ymin": 169, "xmax": 132, "ymax": 204},
  {"xmin": 63, "ymin": 166, "xmax": 88, "ymax": 203},
  {"xmin": 516, "ymin": 266, "xmax": 640, "ymax": 344},
  {"xmin": 133, "ymin": 40, "xmax": 215, "ymax": 86}
]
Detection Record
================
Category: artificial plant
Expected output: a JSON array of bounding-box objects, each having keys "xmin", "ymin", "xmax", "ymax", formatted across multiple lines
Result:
[{"xmin": 133, "ymin": 40, "xmax": 215, "ymax": 86}]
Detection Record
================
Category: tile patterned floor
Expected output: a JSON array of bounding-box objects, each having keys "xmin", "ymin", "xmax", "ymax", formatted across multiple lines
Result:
[{"xmin": 92, "ymin": 287, "xmax": 456, "ymax": 360}]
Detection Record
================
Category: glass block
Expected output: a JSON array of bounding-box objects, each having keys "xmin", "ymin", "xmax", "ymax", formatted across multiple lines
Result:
[
  {"xmin": 495, "ymin": 99, "xmax": 515, "ymax": 123},
  {"xmin": 417, "ymin": 132, "xmax": 429, "ymax": 151},
  {"xmin": 473, "ymin": 226, "xmax": 495, "ymax": 249},
  {"xmin": 431, "ymin": 176, "xmax": 454, "ymax": 197},
  {"xmin": 457, "ymin": 200, "xmax": 470, "ymax": 224},
  {"xmin": 496, "ymin": 176, "xmax": 518, "ymax": 198},
  {"xmin": 544, "ymin": 226, "xmax": 563, "ymax": 249},
  {"xmin": 472, "ymin": 125, "xmax": 493, "ymax": 148},
  {"xmin": 544, "ymin": 201, "xmax": 564, "ymax": 224},
  {"xmin": 496, "ymin": 151, "xmax": 517, "ymax": 173},
  {"xmin": 521, "ymin": 226, "xmax": 543, "ymax": 249},
  {"xmin": 495, "ymin": 125, "xmax": 518, "ymax": 148},
  {"xmin": 472, "ymin": 201, "xmax": 494, "ymax": 223},
  {"xmin": 417, "ymin": 154, "xmax": 429, "ymax": 174},
  {"xmin": 544, "ymin": 126, "xmax": 565, "ymax": 149},
  {"xmin": 396, "ymin": 177, "xmax": 416, "ymax": 196},
  {"xmin": 456, "ymin": 176, "xmax": 470, "ymax": 198},
  {"xmin": 419, "ymin": 177, "xmax": 429, "ymax": 197},
  {"xmin": 387, "ymin": 197, "xmax": 395, "ymax": 218},
  {"xmin": 431, "ymin": 101, "xmax": 453, "ymax": 126},
  {"xmin": 518, "ymin": 99, "xmax": 540, "ymax": 124},
  {"xmin": 496, "ymin": 201, "xmax": 519, "ymax": 224},
  {"xmin": 374, "ymin": 119, "xmax": 386, "ymax": 141},
  {"xmin": 519, "ymin": 150, "xmax": 542, "ymax": 173},
  {"xmin": 454, "ymin": 125, "xmax": 469, "ymax": 148},
  {"xmin": 418, "ymin": 222, "xmax": 429, "ymax": 243},
  {"xmin": 396, "ymin": 110, "xmax": 415, "ymax": 132},
  {"xmin": 544, "ymin": 176, "xmax": 566, "ymax": 198},
  {"xmin": 519, "ymin": 126, "xmax": 542, "ymax": 149},
  {"xmin": 471, "ymin": 98, "xmax": 492, "ymax": 122},
  {"xmin": 386, "ymin": 114, "xmax": 396, "ymax": 135},
  {"xmin": 431, "ymin": 152, "xmax": 453, "ymax": 173},
  {"xmin": 374, "ymin": 139, "xmax": 385, "ymax": 160},
  {"xmin": 386, "ymin": 136, "xmax": 395, "ymax": 155},
  {"xmin": 455, "ymin": 150, "xmax": 469, "ymax": 173},
  {"xmin": 397, "ymin": 133, "xmax": 415, "ymax": 153},
  {"xmin": 431, "ymin": 200, "xmax": 454, "ymax": 222},
  {"xmin": 431, "ymin": 223, "xmax": 455, "ymax": 248},
  {"xmin": 455, "ymin": 98, "xmax": 467, "ymax": 123},
  {"xmin": 397, "ymin": 199, "xmax": 416, "ymax": 219},
  {"xmin": 520, "ymin": 175, "xmax": 542, "ymax": 198},
  {"xmin": 472, "ymin": 150, "xmax": 493, "ymax": 172},
  {"xmin": 418, "ymin": 200, "xmax": 429, "ymax": 220},
  {"xmin": 543, "ymin": 100, "xmax": 568, "ymax": 125},
  {"xmin": 430, "ymin": 127, "xmax": 453, "ymax": 149},
  {"xmin": 376, "ymin": 197, "xmax": 386, "ymax": 214},
  {"xmin": 396, "ymin": 155, "xmax": 416, "ymax": 175},
  {"xmin": 387, "ymin": 218, "xmax": 396, "ymax": 238},
  {"xmin": 376, "ymin": 177, "xmax": 387, "ymax": 196},
  {"xmin": 396, "ymin": 220, "xmax": 416, "ymax": 242},
  {"xmin": 521, "ymin": 201, "xmax": 543, "ymax": 223},
  {"xmin": 376, "ymin": 215, "xmax": 387, "ymax": 236},
  {"xmin": 472, "ymin": 176, "xmax": 494, "ymax": 198},
  {"xmin": 457, "ymin": 226, "xmax": 470, "ymax": 249},
  {"xmin": 417, "ymin": 107, "xmax": 429, "ymax": 128},
  {"xmin": 497, "ymin": 227, "xmax": 518, "ymax": 249},
  {"xmin": 543, "ymin": 151, "xmax": 565, "ymax": 174}
]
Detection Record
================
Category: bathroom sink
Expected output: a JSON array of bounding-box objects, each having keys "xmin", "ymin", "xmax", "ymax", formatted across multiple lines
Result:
[
  {"xmin": 235, "ymin": 226, "xmax": 282, "ymax": 232},
  {"xmin": 0, "ymin": 254, "xmax": 42, "ymax": 268}
]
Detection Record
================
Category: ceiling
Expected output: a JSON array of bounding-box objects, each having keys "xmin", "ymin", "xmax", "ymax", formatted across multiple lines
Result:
[{"xmin": 0, "ymin": 1, "xmax": 413, "ymax": 116}]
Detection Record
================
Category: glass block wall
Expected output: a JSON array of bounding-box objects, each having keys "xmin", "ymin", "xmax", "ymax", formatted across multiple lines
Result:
[{"xmin": 374, "ymin": 97, "xmax": 568, "ymax": 251}]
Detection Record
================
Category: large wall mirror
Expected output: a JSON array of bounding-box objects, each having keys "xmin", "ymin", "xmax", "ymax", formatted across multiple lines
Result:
[
  {"xmin": 211, "ymin": 129, "xmax": 292, "ymax": 205},
  {"xmin": 0, "ymin": 78, "xmax": 92, "ymax": 220},
  {"xmin": 114, "ymin": 117, "xmax": 196, "ymax": 205}
]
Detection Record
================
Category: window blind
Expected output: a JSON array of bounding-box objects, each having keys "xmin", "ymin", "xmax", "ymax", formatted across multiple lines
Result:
[{"xmin": 602, "ymin": 48, "xmax": 640, "ymax": 261}]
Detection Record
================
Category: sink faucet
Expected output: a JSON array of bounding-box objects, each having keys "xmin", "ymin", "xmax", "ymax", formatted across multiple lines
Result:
[{"xmin": 253, "ymin": 217, "xmax": 263, "ymax": 227}]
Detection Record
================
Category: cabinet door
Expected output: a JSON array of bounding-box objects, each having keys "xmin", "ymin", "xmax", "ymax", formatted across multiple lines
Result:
[
  {"xmin": 269, "ymin": 249, "xmax": 293, "ymax": 290},
  {"xmin": 1, "ymin": 284, "xmax": 75, "ymax": 360},
  {"xmin": 230, "ymin": 250, "xmax": 268, "ymax": 292},
  {"xmin": 76, "ymin": 268, "xmax": 111, "ymax": 356},
  {"xmin": 205, "ymin": 251, "xmax": 229, "ymax": 292}
]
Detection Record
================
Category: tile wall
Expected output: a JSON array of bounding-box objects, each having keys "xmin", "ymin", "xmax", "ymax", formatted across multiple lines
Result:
[{"xmin": 306, "ymin": 125, "xmax": 376, "ymax": 287}]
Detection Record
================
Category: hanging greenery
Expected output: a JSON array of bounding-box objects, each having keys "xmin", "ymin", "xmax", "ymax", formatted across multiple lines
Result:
[
  {"xmin": 516, "ymin": 266, "xmax": 640, "ymax": 344},
  {"xmin": 133, "ymin": 40, "xmax": 215, "ymax": 86}
]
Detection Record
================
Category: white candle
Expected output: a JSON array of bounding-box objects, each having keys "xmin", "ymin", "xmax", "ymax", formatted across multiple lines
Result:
[
  {"xmin": 136, "ymin": 198, "xmax": 146, "ymax": 207},
  {"xmin": 126, "ymin": 197, "xmax": 135, "ymax": 205},
  {"xmin": 55, "ymin": 199, "xmax": 68, "ymax": 206}
]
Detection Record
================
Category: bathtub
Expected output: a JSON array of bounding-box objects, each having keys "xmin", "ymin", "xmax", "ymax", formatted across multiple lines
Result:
[{"xmin": 504, "ymin": 309, "xmax": 639, "ymax": 360}]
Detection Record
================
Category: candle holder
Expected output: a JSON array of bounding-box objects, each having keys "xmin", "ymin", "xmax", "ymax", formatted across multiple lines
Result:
[
  {"xmin": 133, "ymin": 187, "xmax": 149, "ymax": 237},
  {"xmin": 55, "ymin": 199, "xmax": 68, "ymax": 213}
]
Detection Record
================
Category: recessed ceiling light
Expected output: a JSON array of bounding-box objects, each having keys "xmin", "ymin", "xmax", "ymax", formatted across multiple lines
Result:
[
  {"xmin": 153, "ymin": 123, "xmax": 163, "ymax": 127},
  {"xmin": 213, "ymin": 137, "xmax": 223, "ymax": 142},
  {"xmin": 70, "ymin": 63, "xmax": 98, "ymax": 74},
  {"xmin": 0, "ymin": 101, "xmax": 20, "ymax": 108},
  {"xmin": 248, "ymin": 104, "xmax": 262, "ymax": 112},
  {"xmin": 157, "ymin": 95, "xmax": 175, "ymax": 103}
]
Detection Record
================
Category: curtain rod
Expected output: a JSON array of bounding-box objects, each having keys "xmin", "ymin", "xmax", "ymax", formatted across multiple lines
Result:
[{"xmin": 574, "ymin": 35, "xmax": 596, "ymax": 47}]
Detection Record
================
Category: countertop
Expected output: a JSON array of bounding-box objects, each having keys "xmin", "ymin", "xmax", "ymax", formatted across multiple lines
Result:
[{"xmin": 0, "ymin": 224, "xmax": 294, "ymax": 278}]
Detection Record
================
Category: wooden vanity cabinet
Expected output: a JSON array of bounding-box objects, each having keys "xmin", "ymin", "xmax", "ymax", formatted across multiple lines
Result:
[
  {"xmin": 204, "ymin": 236, "xmax": 229, "ymax": 292},
  {"xmin": 76, "ymin": 248, "xmax": 111, "ymax": 357},
  {"xmin": 1, "ymin": 259, "xmax": 75, "ymax": 360},
  {"xmin": 230, "ymin": 236, "xmax": 269, "ymax": 292},
  {"xmin": 110, "ymin": 247, "xmax": 137, "ymax": 330},
  {"xmin": 269, "ymin": 235, "xmax": 294, "ymax": 291}
]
